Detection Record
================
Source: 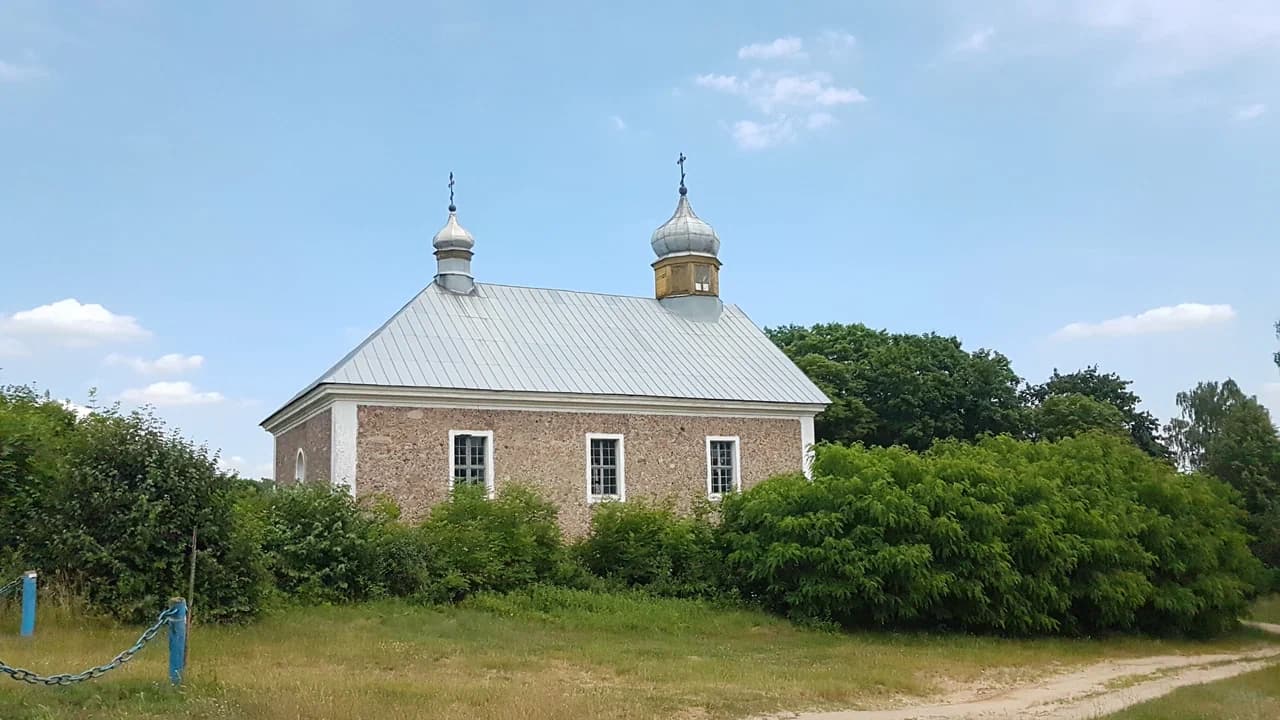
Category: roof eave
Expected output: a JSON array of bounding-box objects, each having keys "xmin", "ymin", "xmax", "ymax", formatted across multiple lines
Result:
[{"xmin": 261, "ymin": 383, "xmax": 828, "ymax": 436}]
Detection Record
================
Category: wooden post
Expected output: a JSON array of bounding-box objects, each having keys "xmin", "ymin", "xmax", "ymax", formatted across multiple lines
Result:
[
  {"xmin": 19, "ymin": 571, "xmax": 36, "ymax": 638},
  {"xmin": 187, "ymin": 527, "xmax": 198, "ymax": 615},
  {"xmin": 168, "ymin": 597, "xmax": 188, "ymax": 685}
]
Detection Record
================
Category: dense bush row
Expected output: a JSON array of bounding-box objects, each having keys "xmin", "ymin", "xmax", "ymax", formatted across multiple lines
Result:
[
  {"xmin": 0, "ymin": 387, "xmax": 1267, "ymax": 635},
  {"xmin": 721, "ymin": 434, "xmax": 1266, "ymax": 636}
]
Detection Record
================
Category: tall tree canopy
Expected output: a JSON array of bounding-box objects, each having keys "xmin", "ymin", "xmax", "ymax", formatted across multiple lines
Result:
[
  {"xmin": 1028, "ymin": 393, "xmax": 1128, "ymax": 443},
  {"xmin": 767, "ymin": 323, "xmax": 1024, "ymax": 451},
  {"xmin": 1166, "ymin": 379, "xmax": 1280, "ymax": 570},
  {"xmin": 1165, "ymin": 380, "xmax": 1253, "ymax": 472},
  {"xmin": 1024, "ymin": 366, "xmax": 1167, "ymax": 458}
]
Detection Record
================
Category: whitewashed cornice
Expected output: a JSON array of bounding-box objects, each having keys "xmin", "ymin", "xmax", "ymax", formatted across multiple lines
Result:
[{"xmin": 262, "ymin": 383, "xmax": 824, "ymax": 436}]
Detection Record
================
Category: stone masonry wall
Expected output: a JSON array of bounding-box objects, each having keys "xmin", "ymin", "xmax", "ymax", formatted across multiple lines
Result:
[
  {"xmin": 274, "ymin": 408, "xmax": 331, "ymax": 486},
  {"xmin": 356, "ymin": 405, "xmax": 802, "ymax": 535}
]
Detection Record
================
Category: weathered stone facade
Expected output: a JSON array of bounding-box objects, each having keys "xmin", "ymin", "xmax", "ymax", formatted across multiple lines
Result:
[
  {"xmin": 274, "ymin": 408, "xmax": 331, "ymax": 487},
  {"xmin": 355, "ymin": 405, "xmax": 802, "ymax": 535}
]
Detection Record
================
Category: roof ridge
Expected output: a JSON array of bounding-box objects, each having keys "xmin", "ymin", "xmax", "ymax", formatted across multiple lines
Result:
[{"xmin": 475, "ymin": 280, "xmax": 740, "ymax": 309}]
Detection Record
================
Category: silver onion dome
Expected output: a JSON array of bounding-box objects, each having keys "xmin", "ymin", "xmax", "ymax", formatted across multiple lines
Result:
[
  {"xmin": 432, "ymin": 207, "xmax": 474, "ymax": 251},
  {"xmin": 650, "ymin": 190, "xmax": 720, "ymax": 258}
]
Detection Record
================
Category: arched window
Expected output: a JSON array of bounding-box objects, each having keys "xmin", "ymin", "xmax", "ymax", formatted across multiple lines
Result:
[{"xmin": 294, "ymin": 449, "xmax": 306, "ymax": 483}]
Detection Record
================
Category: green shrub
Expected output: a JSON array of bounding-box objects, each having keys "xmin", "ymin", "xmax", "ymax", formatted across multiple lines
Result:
[
  {"xmin": 722, "ymin": 434, "xmax": 1265, "ymax": 636},
  {"xmin": 7, "ymin": 394, "xmax": 268, "ymax": 622},
  {"xmin": 578, "ymin": 501, "xmax": 727, "ymax": 598},
  {"xmin": 0, "ymin": 386, "xmax": 76, "ymax": 562},
  {"xmin": 415, "ymin": 485, "xmax": 564, "ymax": 603},
  {"xmin": 256, "ymin": 484, "xmax": 388, "ymax": 604}
]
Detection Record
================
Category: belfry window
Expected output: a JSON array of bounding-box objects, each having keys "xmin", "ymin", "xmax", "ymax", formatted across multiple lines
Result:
[{"xmin": 694, "ymin": 264, "xmax": 712, "ymax": 293}]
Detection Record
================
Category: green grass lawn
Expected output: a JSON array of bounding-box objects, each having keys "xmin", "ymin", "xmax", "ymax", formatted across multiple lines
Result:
[
  {"xmin": 1249, "ymin": 595, "xmax": 1280, "ymax": 624},
  {"xmin": 1100, "ymin": 663, "xmax": 1280, "ymax": 720},
  {"xmin": 2, "ymin": 587, "xmax": 1278, "ymax": 720}
]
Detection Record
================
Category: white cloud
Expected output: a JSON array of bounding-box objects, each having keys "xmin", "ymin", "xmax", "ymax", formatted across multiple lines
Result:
[
  {"xmin": 609, "ymin": 114, "xmax": 627, "ymax": 131},
  {"xmin": 1036, "ymin": 0, "xmax": 1280, "ymax": 79},
  {"xmin": 1052, "ymin": 303, "xmax": 1236, "ymax": 341},
  {"xmin": 738, "ymin": 37, "xmax": 805, "ymax": 61},
  {"xmin": 0, "ymin": 58, "xmax": 48, "ymax": 84},
  {"xmin": 731, "ymin": 112, "xmax": 837, "ymax": 149},
  {"xmin": 956, "ymin": 26, "xmax": 996, "ymax": 53},
  {"xmin": 105, "ymin": 352, "xmax": 205, "ymax": 375},
  {"xmin": 120, "ymin": 381, "xmax": 224, "ymax": 406},
  {"xmin": 2, "ymin": 299, "xmax": 149, "ymax": 346},
  {"xmin": 698, "ymin": 69, "xmax": 865, "ymax": 114},
  {"xmin": 1236, "ymin": 102, "xmax": 1266, "ymax": 120},
  {"xmin": 694, "ymin": 32, "xmax": 867, "ymax": 150},
  {"xmin": 819, "ymin": 30, "xmax": 857, "ymax": 55},
  {"xmin": 806, "ymin": 111, "xmax": 836, "ymax": 129},
  {"xmin": 733, "ymin": 118, "xmax": 797, "ymax": 150},
  {"xmin": 0, "ymin": 336, "xmax": 28, "ymax": 357},
  {"xmin": 695, "ymin": 73, "xmax": 742, "ymax": 93},
  {"xmin": 60, "ymin": 400, "xmax": 93, "ymax": 419}
]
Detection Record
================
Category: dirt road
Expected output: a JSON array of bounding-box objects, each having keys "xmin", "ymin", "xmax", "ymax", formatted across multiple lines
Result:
[{"xmin": 765, "ymin": 623, "xmax": 1280, "ymax": 720}]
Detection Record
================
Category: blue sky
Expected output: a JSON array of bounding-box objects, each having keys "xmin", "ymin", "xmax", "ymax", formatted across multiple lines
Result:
[{"xmin": 2, "ymin": 1, "xmax": 1277, "ymax": 478}]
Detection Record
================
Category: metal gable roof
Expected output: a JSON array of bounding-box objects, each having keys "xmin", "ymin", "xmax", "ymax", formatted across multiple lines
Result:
[{"xmin": 277, "ymin": 282, "xmax": 830, "ymax": 413}]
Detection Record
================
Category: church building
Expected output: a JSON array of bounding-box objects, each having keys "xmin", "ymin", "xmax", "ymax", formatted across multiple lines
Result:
[{"xmin": 261, "ymin": 161, "xmax": 829, "ymax": 534}]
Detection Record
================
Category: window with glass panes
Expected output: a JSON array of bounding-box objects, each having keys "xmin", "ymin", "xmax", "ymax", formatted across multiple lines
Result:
[
  {"xmin": 708, "ymin": 439, "xmax": 737, "ymax": 495},
  {"xmin": 589, "ymin": 437, "xmax": 620, "ymax": 498},
  {"xmin": 452, "ymin": 433, "xmax": 488, "ymax": 487}
]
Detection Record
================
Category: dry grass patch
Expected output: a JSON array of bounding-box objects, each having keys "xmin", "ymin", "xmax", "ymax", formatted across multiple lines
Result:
[{"xmin": 2, "ymin": 587, "xmax": 1278, "ymax": 720}]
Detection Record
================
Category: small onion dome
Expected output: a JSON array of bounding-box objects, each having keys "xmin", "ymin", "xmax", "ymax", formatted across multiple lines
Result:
[
  {"xmin": 650, "ymin": 192, "xmax": 720, "ymax": 258},
  {"xmin": 432, "ymin": 208, "xmax": 474, "ymax": 251}
]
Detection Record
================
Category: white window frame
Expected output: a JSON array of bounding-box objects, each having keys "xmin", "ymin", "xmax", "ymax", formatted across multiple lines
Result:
[
  {"xmin": 448, "ymin": 429, "xmax": 495, "ymax": 498},
  {"xmin": 585, "ymin": 433, "xmax": 626, "ymax": 503},
  {"xmin": 294, "ymin": 449, "xmax": 306, "ymax": 483},
  {"xmin": 705, "ymin": 435, "xmax": 741, "ymax": 499}
]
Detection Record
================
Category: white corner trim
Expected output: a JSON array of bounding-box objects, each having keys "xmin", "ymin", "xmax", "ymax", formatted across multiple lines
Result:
[
  {"xmin": 330, "ymin": 401, "xmax": 358, "ymax": 496},
  {"xmin": 705, "ymin": 435, "xmax": 742, "ymax": 499},
  {"xmin": 266, "ymin": 399, "xmax": 338, "ymax": 438},
  {"xmin": 448, "ymin": 429, "xmax": 495, "ymax": 499},
  {"xmin": 800, "ymin": 415, "xmax": 816, "ymax": 480},
  {"xmin": 585, "ymin": 432, "xmax": 626, "ymax": 503}
]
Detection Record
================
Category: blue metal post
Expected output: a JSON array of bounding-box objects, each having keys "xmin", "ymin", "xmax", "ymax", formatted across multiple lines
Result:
[
  {"xmin": 167, "ymin": 597, "xmax": 187, "ymax": 685},
  {"xmin": 19, "ymin": 571, "xmax": 36, "ymax": 638}
]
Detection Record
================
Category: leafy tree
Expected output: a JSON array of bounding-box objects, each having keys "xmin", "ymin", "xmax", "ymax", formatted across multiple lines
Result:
[
  {"xmin": 1166, "ymin": 379, "xmax": 1280, "ymax": 573},
  {"xmin": 767, "ymin": 323, "xmax": 1024, "ymax": 451},
  {"xmin": 1200, "ymin": 399, "xmax": 1280, "ymax": 519},
  {"xmin": 1024, "ymin": 367, "xmax": 1167, "ymax": 457},
  {"xmin": 1029, "ymin": 393, "xmax": 1127, "ymax": 442},
  {"xmin": 1165, "ymin": 380, "xmax": 1251, "ymax": 471}
]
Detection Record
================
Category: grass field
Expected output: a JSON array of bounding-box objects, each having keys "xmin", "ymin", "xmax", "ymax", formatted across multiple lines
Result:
[
  {"xmin": 1101, "ymin": 663, "xmax": 1280, "ymax": 720},
  {"xmin": 2, "ymin": 587, "xmax": 1279, "ymax": 720}
]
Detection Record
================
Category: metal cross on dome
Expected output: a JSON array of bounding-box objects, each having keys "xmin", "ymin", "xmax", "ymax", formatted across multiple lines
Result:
[
  {"xmin": 448, "ymin": 172, "xmax": 456, "ymax": 211},
  {"xmin": 677, "ymin": 152, "xmax": 687, "ymax": 194}
]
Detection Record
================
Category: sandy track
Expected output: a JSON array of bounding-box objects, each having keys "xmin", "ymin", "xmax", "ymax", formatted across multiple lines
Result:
[{"xmin": 763, "ymin": 624, "xmax": 1280, "ymax": 720}]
